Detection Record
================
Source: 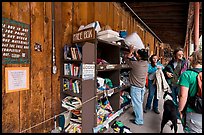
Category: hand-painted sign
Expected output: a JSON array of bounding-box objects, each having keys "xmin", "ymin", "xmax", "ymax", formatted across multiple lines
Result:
[
  {"xmin": 2, "ymin": 18, "xmax": 30, "ymax": 64},
  {"xmin": 73, "ymin": 28, "xmax": 96, "ymax": 43}
]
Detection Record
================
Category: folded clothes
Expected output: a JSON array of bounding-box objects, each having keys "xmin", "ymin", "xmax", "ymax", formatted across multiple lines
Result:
[{"xmin": 97, "ymin": 58, "xmax": 109, "ymax": 64}]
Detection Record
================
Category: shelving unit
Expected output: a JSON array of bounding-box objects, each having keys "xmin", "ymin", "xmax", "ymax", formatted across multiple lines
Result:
[{"xmin": 61, "ymin": 28, "xmax": 132, "ymax": 133}]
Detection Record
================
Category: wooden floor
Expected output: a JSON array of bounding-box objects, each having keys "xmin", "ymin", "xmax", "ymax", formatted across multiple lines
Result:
[{"xmin": 106, "ymin": 90, "xmax": 185, "ymax": 133}]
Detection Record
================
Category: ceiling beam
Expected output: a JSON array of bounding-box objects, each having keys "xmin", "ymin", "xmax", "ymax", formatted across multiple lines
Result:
[
  {"xmin": 141, "ymin": 16, "xmax": 187, "ymax": 22},
  {"xmin": 135, "ymin": 12, "xmax": 187, "ymax": 17},
  {"xmin": 148, "ymin": 26, "xmax": 186, "ymax": 33},
  {"xmin": 129, "ymin": 5, "xmax": 188, "ymax": 12},
  {"xmin": 143, "ymin": 19, "xmax": 186, "ymax": 23},
  {"xmin": 147, "ymin": 23, "xmax": 186, "ymax": 27},
  {"xmin": 127, "ymin": 2, "xmax": 187, "ymax": 8}
]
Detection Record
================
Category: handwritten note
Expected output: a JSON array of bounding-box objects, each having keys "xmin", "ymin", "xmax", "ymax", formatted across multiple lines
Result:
[{"xmin": 2, "ymin": 18, "xmax": 30, "ymax": 64}]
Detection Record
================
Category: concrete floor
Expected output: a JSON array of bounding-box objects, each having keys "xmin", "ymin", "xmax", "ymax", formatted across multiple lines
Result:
[{"xmin": 106, "ymin": 90, "xmax": 185, "ymax": 133}]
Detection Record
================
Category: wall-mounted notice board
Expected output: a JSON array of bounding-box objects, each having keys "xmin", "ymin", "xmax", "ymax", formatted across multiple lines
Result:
[
  {"xmin": 5, "ymin": 67, "xmax": 29, "ymax": 93},
  {"xmin": 2, "ymin": 18, "xmax": 30, "ymax": 64}
]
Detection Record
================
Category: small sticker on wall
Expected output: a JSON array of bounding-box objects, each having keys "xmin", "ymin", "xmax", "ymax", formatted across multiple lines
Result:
[{"xmin": 34, "ymin": 42, "xmax": 42, "ymax": 52}]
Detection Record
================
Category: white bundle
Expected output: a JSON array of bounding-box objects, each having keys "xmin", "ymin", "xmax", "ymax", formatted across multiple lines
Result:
[{"xmin": 124, "ymin": 32, "xmax": 145, "ymax": 49}]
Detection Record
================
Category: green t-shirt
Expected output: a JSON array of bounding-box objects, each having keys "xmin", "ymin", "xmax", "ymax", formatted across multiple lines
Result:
[{"xmin": 178, "ymin": 68, "xmax": 202, "ymax": 113}]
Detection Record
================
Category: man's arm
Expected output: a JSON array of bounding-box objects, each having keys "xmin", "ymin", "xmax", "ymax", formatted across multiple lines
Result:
[{"xmin": 178, "ymin": 86, "xmax": 189, "ymax": 118}]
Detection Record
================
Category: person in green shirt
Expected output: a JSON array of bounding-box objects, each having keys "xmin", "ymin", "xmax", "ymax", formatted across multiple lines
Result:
[{"xmin": 178, "ymin": 50, "xmax": 202, "ymax": 133}]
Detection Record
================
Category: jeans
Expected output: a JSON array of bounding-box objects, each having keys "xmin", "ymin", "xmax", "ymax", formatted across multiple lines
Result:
[
  {"xmin": 130, "ymin": 85, "xmax": 146, "ymax": 125},
  {"xmin": 171, "ymin": 85, "xmax": 180, "ymax": 119},
  {"xmin": 184, "ymin": 112, "xmax": 202, "ymax": 133},
  {"xmin": 145, "ymin": 80, "xmax": 158, "ymax": 110}
]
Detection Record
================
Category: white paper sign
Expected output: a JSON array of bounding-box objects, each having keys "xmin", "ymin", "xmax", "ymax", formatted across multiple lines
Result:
[
  {"xmin": 82, "ymin": 64, "xmax": 95, "ymax": 80},
  {"xmin": 5, "ymin": 67, "xmax": 29, "ymax": 93}
]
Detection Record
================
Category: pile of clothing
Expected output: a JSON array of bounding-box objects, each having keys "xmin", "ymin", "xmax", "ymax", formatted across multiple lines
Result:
[
  {"xmin": 59, "ymin": 109, "xmax": 82, "ymax": 133},
  {"xmin": 97, "ymin": 58, "xmax": 109, "ymax": 65},
  {"xmin": 111, "ymin": 121, "xmax": 132, "ymax": 133},
  {"xmin": 120, "ymin": 71, "xmax": 130, "ymax": 86},
  {"xmin": 120, "ymin": 91, "xmax": 131, "ymax": 108},
  {"xmin": 96, "ymin": 98, "xmax": 114, "ymax": 125},
  {"xmin": 97, "ymin": 77, "xmax": 113, "ymax": 91}
]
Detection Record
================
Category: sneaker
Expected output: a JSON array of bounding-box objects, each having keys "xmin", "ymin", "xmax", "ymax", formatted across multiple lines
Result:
[
  {"xmin": 153, "ymin": 109, "xmax": 160, "ymax": 114},
  {"xmin": 143, "ymin": 108, "xmax": 150, "ymax": 113},
  {"xmin": 129, "ymin": 119, "xmax": 143, "ymax": 126}
]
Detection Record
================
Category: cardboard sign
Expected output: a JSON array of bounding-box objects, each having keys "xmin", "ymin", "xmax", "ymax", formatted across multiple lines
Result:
[
  {"xmin": 73, "ymin": 28, "xmax": 96, "ymax": 43},
  {"xmin": 2, "ymin": 18, "xmax": 30, "ymax": 64}
]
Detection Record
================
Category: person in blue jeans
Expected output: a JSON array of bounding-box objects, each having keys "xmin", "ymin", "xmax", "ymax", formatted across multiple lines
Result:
[
  {"xmin": 144, "ymin": 54, "xmax": 164, "ymax": 114},
  {"xmin": 125, "ymin": 45, "xmax": 149, "ymax": 125}
]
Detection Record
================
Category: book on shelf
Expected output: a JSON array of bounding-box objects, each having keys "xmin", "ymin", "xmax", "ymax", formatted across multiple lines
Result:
[
  {"xmin": 63, "ymin": 78, "xmax": 80, "ymax": 94},
  {"xmin": 64, "ymin": 63, "xmax": 82, "ymax": 77},
  {"xmin": 64, "ymin": 45, "xmax": 72, "ymax": 60},
  {"xmin": 75, "ymin": 44, "xmax": 82, "ymax": 60},
  {"xmin": 78, "ymin": 64, "xmax": 82, "ymax": 77},
  {"xmin": 64, "ymin": 44, "xmax": 82, "ymax": 61}
]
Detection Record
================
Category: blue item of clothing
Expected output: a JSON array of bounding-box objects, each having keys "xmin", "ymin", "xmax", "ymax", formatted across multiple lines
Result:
[
  {"xmin": 130, "ymin": 85, "xmax": 146, "ymax": 125},
  {"xmin": 145, "ymin": 80, "xmax": 158, "ymax": 110},
  {"xmin": 148, "ymin": 62, "xmax": 164, "ymax": 74},
  {"xmin": 171, "ymin": 85, "xmax": 180, "ymax": 119}
]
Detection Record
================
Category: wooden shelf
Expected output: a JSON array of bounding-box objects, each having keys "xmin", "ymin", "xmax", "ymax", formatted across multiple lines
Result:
[
  {"xmin": 64, "ymin": 59, "xmax": 82, "ymax": 63},
  {"xmin": 96, "ymin": 85, "xmax": 130, "ymax": 99},
  {"xmin": 120, "ymin": 64, "xmax": 131, "ymax": 70},
  {"xmin": 97, "ymin": 64, "xmax": 120, "ymax": 72},
  {"xmin": 61, "ymin": 36, "xmax": 131, "ymax": 133},
  {"xmin": 63, "ymin": 75, "xmax": 82, "ymax": 80},
  {"xmin": 62, "ymin": 90, "xmax": 82, "ymax": 98},
  {"xmin": 97, "ymin": 39, "xmax": 121, "ymax": 48}
]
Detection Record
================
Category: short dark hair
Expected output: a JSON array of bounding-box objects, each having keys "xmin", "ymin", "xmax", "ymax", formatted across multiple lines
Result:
[{"xmin": 137, "ymin": 49, "xmax": 149, "ymax": 61}]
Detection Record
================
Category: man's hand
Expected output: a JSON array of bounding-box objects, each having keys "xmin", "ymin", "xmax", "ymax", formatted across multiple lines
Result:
[
  {"xmin": 129, "ymin": 45, "xmax": 134, "ymax": 53},
  {"xmin": 157, "ymin": 66, "xmax": 162, "ymax": 69},
  {"xmin": 166, "ymin": 72, "xmax": 173, "ymax": 78}
]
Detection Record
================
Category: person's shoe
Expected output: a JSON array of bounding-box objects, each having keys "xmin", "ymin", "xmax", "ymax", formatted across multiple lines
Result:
[
  {"xmin": 143, "ymin": 108, "xmax": 150, "ymax": 113},
  {"xmin": 129, "ymin": 119, "xmax": 136, "ymax": 124},
  {"xmin": 153, "ymin": 109, "xmax": 160, "ymax": 114},
  {"xmin": 129, "ymin": 119, "xmax": 143, "ymax": 126}
]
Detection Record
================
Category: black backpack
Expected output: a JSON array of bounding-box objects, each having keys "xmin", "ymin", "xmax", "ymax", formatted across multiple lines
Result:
[
  {"xmin": 182, "ymin": 68, "xmax": 202, "ymax": 128},
  {"xmin": 187, "ymin": 68, "xmax": 202, "ymax": 114}
]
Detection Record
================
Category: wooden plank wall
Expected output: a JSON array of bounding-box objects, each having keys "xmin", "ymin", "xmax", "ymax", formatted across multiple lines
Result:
[{"xmin": 2, "ymin": 2, "xmax": 159, "ymax": 133}]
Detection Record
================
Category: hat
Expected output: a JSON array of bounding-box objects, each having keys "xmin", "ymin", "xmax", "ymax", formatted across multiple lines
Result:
[{"xmin": 137, "ymin": 49, "xmax": 148, "ymax": 61}]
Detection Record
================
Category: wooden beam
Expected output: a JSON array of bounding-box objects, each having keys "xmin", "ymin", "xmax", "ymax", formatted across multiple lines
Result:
[
  {"xmin": 143, "ymin": 19, "xmax": 186, "ymax": 23},
  {"xmin": 147, "ymin": 23, "xmax": 186, "ymax": 26},
  {"xmin": 130, "ymin": 5, "xmax": 188, "ymax": 12},
  {"xmin": 127, "ymin": 2, "xmax": 187, "ymax": 8},
  {"xmin": 135, "ymin": 11, "xmax": 187, "ymax": 17}
]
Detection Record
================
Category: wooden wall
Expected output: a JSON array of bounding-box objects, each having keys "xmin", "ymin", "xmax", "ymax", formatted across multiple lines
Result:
[{"xmin": 2, "ymin": 2, "xmax": 159, "ymax": 133}]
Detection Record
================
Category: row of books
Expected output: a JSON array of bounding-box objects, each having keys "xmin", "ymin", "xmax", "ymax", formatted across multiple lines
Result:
[
  {"xmin": 64, "ymin": 44, "xmax": 82, "ymax": 60},
  {"xmin": 64, "ymin": 63, "xmax": 82, "ymax": 77},
  {"xmin": 63, "ymin": 78, "xmax": 81, "ymax": 94}
]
